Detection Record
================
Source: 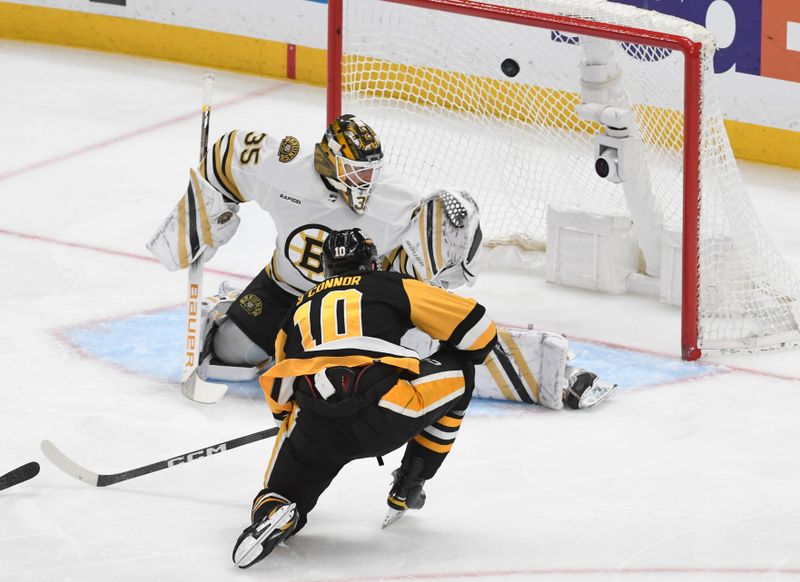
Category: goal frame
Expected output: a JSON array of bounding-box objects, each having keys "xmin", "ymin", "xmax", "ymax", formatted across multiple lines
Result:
[{"xmin": 327, "ymin": 0, "xmax": 705, "ymax": 360}]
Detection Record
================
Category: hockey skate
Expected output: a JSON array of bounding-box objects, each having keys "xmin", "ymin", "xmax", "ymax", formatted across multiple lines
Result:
[
  {"xmin": 232, "ymin": 498, "xmax": 298, "ymax": 569},
  {"xmin": 382, "ymin": 457, "xmax": 426, "ymax": 529},
  {"xmin": 563, "ymin": 368, "xmax": 618, "ymax": 410}
]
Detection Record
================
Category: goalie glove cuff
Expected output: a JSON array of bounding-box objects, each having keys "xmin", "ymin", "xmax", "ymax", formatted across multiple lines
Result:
[{"xmin": 402, "ymin": 189, "xmax": 482, "ymax": 290}]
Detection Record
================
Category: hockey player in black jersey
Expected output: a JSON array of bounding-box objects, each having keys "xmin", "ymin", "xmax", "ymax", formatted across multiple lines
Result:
[{"xmin": 231, "ymin": 228, "xmax": 498, "ymax": 568}]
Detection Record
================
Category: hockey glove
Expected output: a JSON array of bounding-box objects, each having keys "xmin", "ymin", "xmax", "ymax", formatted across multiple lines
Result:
[{"xmin": 146, "ymin": 168, "xmax": 240, "ymax": 270}]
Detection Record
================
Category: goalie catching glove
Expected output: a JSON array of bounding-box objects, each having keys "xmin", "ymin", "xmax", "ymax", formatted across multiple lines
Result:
[
  {"xmin": 386, "ymin": 189, "xmax": 482, "ymax": 290},
  {"xmin": 146, "ymin": 168, "xmax": 240, "ymax": 270}
]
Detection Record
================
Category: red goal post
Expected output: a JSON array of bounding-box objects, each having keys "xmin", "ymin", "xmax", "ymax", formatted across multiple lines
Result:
[{"xmin": 327, "ymin": 0, "xmax": 800, "ymax": 360}]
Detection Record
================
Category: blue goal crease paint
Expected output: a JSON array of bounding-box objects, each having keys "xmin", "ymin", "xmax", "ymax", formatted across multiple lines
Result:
[{"xmin": 59, "ymin": 307, "xmax": 724, "ymax": 402}]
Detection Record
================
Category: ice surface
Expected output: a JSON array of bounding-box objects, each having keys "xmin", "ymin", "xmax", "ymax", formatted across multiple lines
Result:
[{"xmin": 1, "ymin": 41, "xmax": 799, "ymax": 581}]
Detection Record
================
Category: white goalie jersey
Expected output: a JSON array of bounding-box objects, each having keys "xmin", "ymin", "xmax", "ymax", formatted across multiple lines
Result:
[
  {"xmin": 149, "ymin": 129, "xmax": 423, "ymax": 295},
  {"xmin": 148, "ymin": 129, "xmax": 486, "ymax": 296}
]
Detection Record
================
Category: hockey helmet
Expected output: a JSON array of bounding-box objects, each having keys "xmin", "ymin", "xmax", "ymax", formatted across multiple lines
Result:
[
  {"xmin": 314, "ymin": 114, "xmax": 384, "ymax": 214},
  {"xmin": 322, "ymin": 228, "xmax": 378, "ymax": 278}
]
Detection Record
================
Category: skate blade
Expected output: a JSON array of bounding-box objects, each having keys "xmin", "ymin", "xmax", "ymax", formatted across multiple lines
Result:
[
  {"xmin": 233, "ymin": 503, "xmax": 296, "ymax": 568},
  {"xmin": 579, "ymin": 380, "xmax": 618, "ymax": 409},
  {"xmin": 381, "ymin": 507, "xmax": 406, "ymax": 529}
]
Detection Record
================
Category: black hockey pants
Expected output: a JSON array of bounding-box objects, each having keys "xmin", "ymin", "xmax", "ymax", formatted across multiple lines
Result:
[
  {"xmin": 225, "ymin": 268, "xmax": 297, "ymax": 357},
  {"xmin": 257, "ymin": 349, "xmax": 475, "ymax": 526}
]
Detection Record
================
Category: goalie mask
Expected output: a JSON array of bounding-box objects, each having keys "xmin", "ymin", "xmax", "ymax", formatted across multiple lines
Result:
[
  {"xmin": 314, "ymin": 114, "xmax": 384, "ymax": 215},
  {"xmin": 402, "ymin": 189, "xmax": 483, "ymax": 290},
  {"xmin": 322, "ymin": 228, "xmax": 379, "ymax": 278}
]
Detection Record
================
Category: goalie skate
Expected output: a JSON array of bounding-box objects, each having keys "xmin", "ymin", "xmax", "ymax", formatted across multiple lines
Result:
[
  {"xmin": 563, "ymin": 368, "xmax": 618, "ymax": 409},
  {"xmin": 232, "ymin": 502, "xmax": 297, "ymax": 569}
]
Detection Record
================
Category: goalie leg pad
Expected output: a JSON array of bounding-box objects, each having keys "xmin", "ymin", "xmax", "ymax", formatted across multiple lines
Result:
[
  {"xmin": 195, "ymin": 284, "xmax": 266, "ymax": 382},
  {"xmin": 475, "ymin": 327, "xmax": 570, "ymax": 410},
  {"xmin": 213, "ymin": 319, "xmax": 269, "ymax": 368},
  {"xmin": 403, "ymin": 326, "xmax": 573, "ymax": 410}
]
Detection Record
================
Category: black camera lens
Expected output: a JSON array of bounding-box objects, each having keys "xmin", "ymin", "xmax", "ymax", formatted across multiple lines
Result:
[{"xmin": 595, "ymin": 157, "xmax": 610, "ymax": 178}]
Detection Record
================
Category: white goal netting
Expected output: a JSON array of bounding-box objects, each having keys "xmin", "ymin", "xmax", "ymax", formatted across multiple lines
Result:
[{"xmin": 336, "ymin": 0, "xmax": 800, "ymax": 356}]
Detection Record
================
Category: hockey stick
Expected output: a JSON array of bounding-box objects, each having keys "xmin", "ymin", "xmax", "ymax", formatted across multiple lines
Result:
[
  {"xmin": 41, "ymin": 427, "xmax": 278, "ymax": 488},
  {"xmin": 179, "ymin": 73, "xmax": 229, "ymax": 404},
  {"xmin": 0, "ymin": 462, "xmax": 40, "ymax": 492}
]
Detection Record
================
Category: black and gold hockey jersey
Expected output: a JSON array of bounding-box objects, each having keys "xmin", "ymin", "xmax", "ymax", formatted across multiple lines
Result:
[{"xmin": 259, "ymin": 271, "xmax": 497, "ymax": 418}]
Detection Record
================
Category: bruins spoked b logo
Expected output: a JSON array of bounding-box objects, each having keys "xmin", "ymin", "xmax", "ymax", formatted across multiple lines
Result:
[
  {"xmin": 278, "ymin": 136, "xmax": 300, "ymax": 163},
  {"xmin": 285, "ymin": 224, "xmax": 332, "ymax": 283},
  {"xmin": 238, "ymin": 294, "xmax": 263, "ymax": 317}
]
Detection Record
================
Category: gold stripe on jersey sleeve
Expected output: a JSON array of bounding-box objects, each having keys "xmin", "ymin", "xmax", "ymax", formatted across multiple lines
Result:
[
  {"xmin": 223, "ymin": 130, "xmax": 246, "ymax": 201},
  {"xmin": 499, "ymin": 329, "xmax": 541, "ymax": 403},
  {"xmin": 402, "ymin": 279, "xmax": 476, "ymax": 342},
  {"xmin": 213, "ymin": 131, "xmax": 245, "ymax": 202},
  {"xmin": 177, "ymin": 196, "xmax": 189, "ymax": 269},
  {"xmin": 210, "ymin": 137, "xmax": 234, "ymax": 199},
  {"xmin": 466, "ymin": 320, "xmax": 497, "ymax": 351},
  {"xmin": 413, "ymin": 433, "xmax": 453, "ymax": 454},
  {"xmin": 189, "ymin": 169, "xmax": 214, "ymax": 247},
  {"xmin": 483, "ymin": 353, "xmax": 517, "ymax": 401}
]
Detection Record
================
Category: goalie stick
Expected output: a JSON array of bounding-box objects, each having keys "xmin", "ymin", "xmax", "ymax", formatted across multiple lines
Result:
[
  {"xmin": 180, "ymin": 72, "xmax": 229, "ymax": 405},
  {"xmin": 41, "ymin": 427, "xmax": 278, "ymax": 487},
  {"xmin": 0, "ymin": 462, "xmax": 40, "ymax": 492}
]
